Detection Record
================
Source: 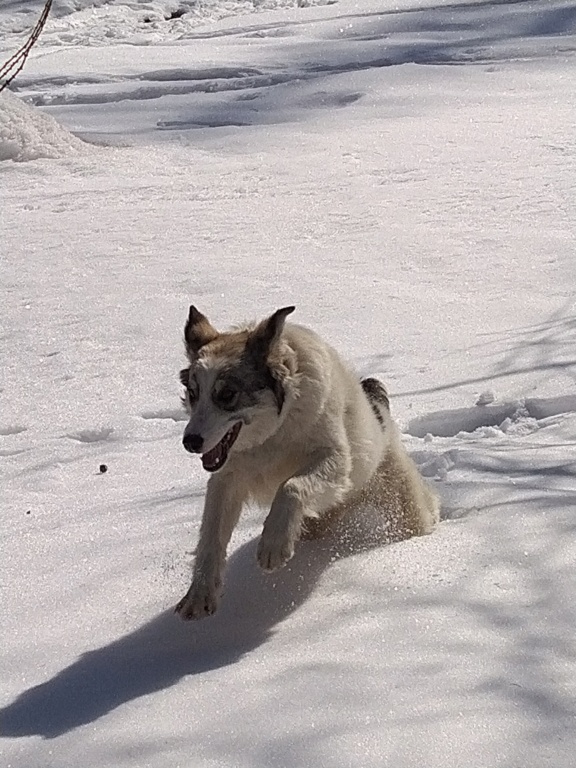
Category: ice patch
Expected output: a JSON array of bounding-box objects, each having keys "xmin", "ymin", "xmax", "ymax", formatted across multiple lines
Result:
[{"xmin": 0, "ymin": 89, "xmax": 88, "ymax": 162}]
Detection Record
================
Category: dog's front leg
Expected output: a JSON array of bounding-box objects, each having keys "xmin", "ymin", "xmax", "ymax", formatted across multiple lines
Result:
[
  {"xmin": 257, "ymin": 447, "xmax": 351, "ymax": 572},
  {"xmin": 176, "ymin": 474, "xmax": 242, "ymax": 620}
]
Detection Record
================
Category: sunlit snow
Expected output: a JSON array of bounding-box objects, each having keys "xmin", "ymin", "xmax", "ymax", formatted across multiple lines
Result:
[{"xmin": 2, "ymin": 1, "xmax": 576, "ymax": 766}]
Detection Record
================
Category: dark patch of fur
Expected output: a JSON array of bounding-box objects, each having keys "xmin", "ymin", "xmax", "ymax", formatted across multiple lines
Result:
[
  {"xmin": 203, "ymin": 319, "xmax": 289, "ymax": 414},
  {"xmin": 250, "ymin": 364, "xmax": 285, "ymax": 414},
  {"xmin": 245, "ymin": 350, "xmax": 287, "ymax": 414},
  {"xmin": 211, "ymin": 374, "xmax": 249, "ymax": 412},
  {"xmin": 245, "ymin": 307, "xmax": 294, "ymax": 414},
  {"xmin": 215, "ymin": 363, "xmax": 284, "ymax": 414},
  {"xmin": 361, "ymin": 377, "xmax": 390, "ymax": 423},
  {"xmin": 268, "ymin": 370, "xmax": 286, "ymax": 414},
  {"xmin": 247, "ymin": 306, "xmax": 295, "ymax": 364},
  {"xmin": 180, "ymin": 358, "xmax": 284, "ymax": 416}
]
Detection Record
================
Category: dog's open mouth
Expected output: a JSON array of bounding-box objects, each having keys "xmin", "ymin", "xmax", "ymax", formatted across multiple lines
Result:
[{"xmin": 201, "ymin": 422, "xmax": 242, "ymax": 472}]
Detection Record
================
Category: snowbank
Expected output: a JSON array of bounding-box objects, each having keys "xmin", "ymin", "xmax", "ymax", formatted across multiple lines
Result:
[{"xmin": 0, "ymin": 89, "xmax": 88, "ymax": 161}]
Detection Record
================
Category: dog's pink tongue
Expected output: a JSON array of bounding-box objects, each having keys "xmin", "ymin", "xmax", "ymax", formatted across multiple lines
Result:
[{"xmin": 202, "ymin": 443, "xmax": 223, "ymax": 471}]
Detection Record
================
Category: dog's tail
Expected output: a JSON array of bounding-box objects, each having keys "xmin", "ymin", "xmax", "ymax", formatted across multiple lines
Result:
[{"xmin": 361, "ymin": 377, "xmax": 390, "ymax": 426}]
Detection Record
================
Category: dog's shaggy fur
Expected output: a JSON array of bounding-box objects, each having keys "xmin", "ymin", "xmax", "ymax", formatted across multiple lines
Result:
[{"xmin": 176, "ymin": 306, "xmax": 439, "ymax": 619}]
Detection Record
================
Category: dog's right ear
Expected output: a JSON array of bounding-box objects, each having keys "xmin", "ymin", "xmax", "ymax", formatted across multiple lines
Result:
[
  {"xmin": 184, "ymin": 305, "xmax": 218, "ymax": 360},
  {"xmin": 248, "ymin": 306, "xmax": 295, "ymax": 360}
]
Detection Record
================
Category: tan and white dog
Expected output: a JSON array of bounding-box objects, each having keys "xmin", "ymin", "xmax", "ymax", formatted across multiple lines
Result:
[{"xmin": 176, "ymin": 306, "xmax": 439, "ymax": 619}]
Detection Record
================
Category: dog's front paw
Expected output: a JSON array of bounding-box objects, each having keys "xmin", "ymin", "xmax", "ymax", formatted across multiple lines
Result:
[
  {"xmin": 257, "ymin": 535, "xmax": 295, "ymax": 573},
  {"xmin": 175, "ymin": 579, "xmax": 221, "ymax": 620}
]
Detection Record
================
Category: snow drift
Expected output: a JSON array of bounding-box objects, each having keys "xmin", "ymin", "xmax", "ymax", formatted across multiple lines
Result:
[{"xmin": 0, "ymin": 89, "xmax": 87, "ymax": 161}]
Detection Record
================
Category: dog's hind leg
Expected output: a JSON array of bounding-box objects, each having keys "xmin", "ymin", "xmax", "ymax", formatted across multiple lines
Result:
[
  {"xmin": 176, "ymin": 474, "xmax": 244, "ymax": 620},
  {"xmin": 368, "ymin": 449, "xmax": 440, "ymax": 539},
  {"xmin": 257, "ymin": 445, "xmax": 352, "ymax": 571},
  {"xmin": 300, "ymin": 501, "xmax": 348, "ymax": 540}
]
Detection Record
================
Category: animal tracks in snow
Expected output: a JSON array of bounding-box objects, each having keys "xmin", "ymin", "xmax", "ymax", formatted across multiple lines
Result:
[
  {"xmin": 0, "ymin": 425, "xmax": 28, "ymax": 436},
  {"xmin": 406, "ymin": 394, "xmax": 576, "ymax": 491},
  {"xmin": 141, "ymin": 409, "xmax": 187, "ymax": 423},
  {"xmin": 406, "ymin": 395, "xmax": 576, "ymax": 439},
  {"xmin": 67, "ymin": 426, "xmax": 115, "ymax": 443},
  {"xmin": 0, "ymin": 425, "xmax": 30, "ymax": 458},
  {"xmin": 63, "ymin": 411, "xmax": 187, "ymax": 448},
  {"xmin": 21, "ymin": 69, "xmax": 295, "ymax": 108}
]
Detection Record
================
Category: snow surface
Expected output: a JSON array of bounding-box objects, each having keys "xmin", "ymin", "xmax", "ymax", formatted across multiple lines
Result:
[{"xmin": 1, "ymin": 1, "xmax": 576, "ymax": 766}]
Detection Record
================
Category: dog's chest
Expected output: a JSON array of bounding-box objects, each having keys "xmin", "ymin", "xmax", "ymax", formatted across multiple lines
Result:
[{"xmin": 236, "ymin": 447, "xmax": 304, "ymax": 506}]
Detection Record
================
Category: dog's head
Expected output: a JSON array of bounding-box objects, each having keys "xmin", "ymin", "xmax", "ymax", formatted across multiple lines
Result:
[{"xmin": 179, "ymin": 305, "xmax": 295, "ymax": 472}]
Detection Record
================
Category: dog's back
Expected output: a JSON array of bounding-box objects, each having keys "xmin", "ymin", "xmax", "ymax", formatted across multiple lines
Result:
[{"xmin": 261, "ymin": 324, "xmax": 392, "ymax": 498}]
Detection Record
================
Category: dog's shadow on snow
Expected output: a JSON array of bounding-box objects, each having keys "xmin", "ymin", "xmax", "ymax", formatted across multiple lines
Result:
[{"xmin": 0, "ymin": 510, "xmax": 395, "ymax": 739}]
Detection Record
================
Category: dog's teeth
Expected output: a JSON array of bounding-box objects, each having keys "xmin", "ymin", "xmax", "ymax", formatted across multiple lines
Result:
[{"xmin": 199, "ymin": 422, "xmax": 242, "ymax": 473}]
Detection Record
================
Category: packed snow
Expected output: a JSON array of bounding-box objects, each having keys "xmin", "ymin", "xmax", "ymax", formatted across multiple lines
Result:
[
  {"xmin": 1, "ymin": 0, "xmax": 576, "ymax": 766},
  {"xmin": 0, "ymin": 89, "xmax": 88, "ymax": 161}
]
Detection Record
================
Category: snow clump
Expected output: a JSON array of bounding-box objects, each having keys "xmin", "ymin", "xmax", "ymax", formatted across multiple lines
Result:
[{"xmin": 0, "ymin": 89, "xmax": 88, "ymax": 162}]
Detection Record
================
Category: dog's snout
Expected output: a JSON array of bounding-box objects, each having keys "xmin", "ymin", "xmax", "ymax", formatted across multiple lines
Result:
[{"xmin": 183, "ymin": 433, "xmax": 204, "ymax": 453}]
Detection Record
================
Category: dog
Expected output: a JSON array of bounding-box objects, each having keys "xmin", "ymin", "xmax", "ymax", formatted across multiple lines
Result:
[{"xmin": 175, "ymin": 305, "xmax": 439, "ymax": 619}]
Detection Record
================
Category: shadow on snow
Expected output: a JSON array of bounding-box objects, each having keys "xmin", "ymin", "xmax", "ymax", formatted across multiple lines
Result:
[{"xmin": 0, "ymin": 508, "xmax": 395, "ymax": 739}]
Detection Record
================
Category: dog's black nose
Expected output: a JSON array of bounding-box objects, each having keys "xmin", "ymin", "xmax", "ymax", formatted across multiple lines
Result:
[{"xmin": 183, "ymin": 433, "xmax": 203, "ymax": 453}]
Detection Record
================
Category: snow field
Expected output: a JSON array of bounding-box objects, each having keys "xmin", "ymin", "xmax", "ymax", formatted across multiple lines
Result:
[{"xmin": 2, "ymin": 1, "xmax": 576, "ymax": 766}]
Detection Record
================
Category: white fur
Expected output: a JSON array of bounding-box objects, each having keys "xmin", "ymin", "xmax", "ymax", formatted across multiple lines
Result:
[{"xmin": 176, "ymin": 323, "xmax": 439, "ymax": 620}]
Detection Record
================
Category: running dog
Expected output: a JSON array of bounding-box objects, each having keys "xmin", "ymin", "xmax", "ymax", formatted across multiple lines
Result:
[{"xmin": 175, "ymin": 305, "xmax": 439, "ymax": 619}]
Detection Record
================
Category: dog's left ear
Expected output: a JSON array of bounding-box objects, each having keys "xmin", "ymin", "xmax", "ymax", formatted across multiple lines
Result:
[
  {"xmin": 184, "ymin": 305, "xmax": 218, "ymax": 360},
  {"xmin": 248, "ymin": 306, "xmax": 295, "ymax": 359}
]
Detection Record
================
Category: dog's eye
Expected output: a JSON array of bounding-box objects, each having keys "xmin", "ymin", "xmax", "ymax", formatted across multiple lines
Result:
[
  {"xmin": 214, "ymin": 385, "xmax": 239, "ymax": 409},
  {"xmin": 187, "ymin": 386, "xmax": 199, "ymax": 402}
]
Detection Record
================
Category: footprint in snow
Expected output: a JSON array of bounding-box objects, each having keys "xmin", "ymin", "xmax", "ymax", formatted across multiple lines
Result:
[{"xmin": 67, "ymin": 427, "xmax": 115, "ymax": 443}]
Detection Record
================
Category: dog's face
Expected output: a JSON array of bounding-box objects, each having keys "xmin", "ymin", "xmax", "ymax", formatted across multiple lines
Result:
[{"xmin": 180, "ymin": 305, "xmax": 295, "ymax": 472}]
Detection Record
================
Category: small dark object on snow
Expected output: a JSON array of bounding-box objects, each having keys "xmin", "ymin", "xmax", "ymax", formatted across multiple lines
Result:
[
  {"xmin": 26, "ymin": 510, "xmax": 31, "ymax": 515},
  {"xmin": 99, "ymin": 464, "xmax": 108, "ymax": 474},
  {"xmin": 167, "ymin": 8, "xmax": 186, "ymax": 19}
]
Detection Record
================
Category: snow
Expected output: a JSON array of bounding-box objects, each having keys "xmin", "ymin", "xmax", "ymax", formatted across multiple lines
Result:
[
  {"xmin": 1, "ymin": 0, "xmax": 576, "ymax": 766},
  {"xmin": 0, "ymin": 89, "xmax": 88, "ymax": 161}
]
